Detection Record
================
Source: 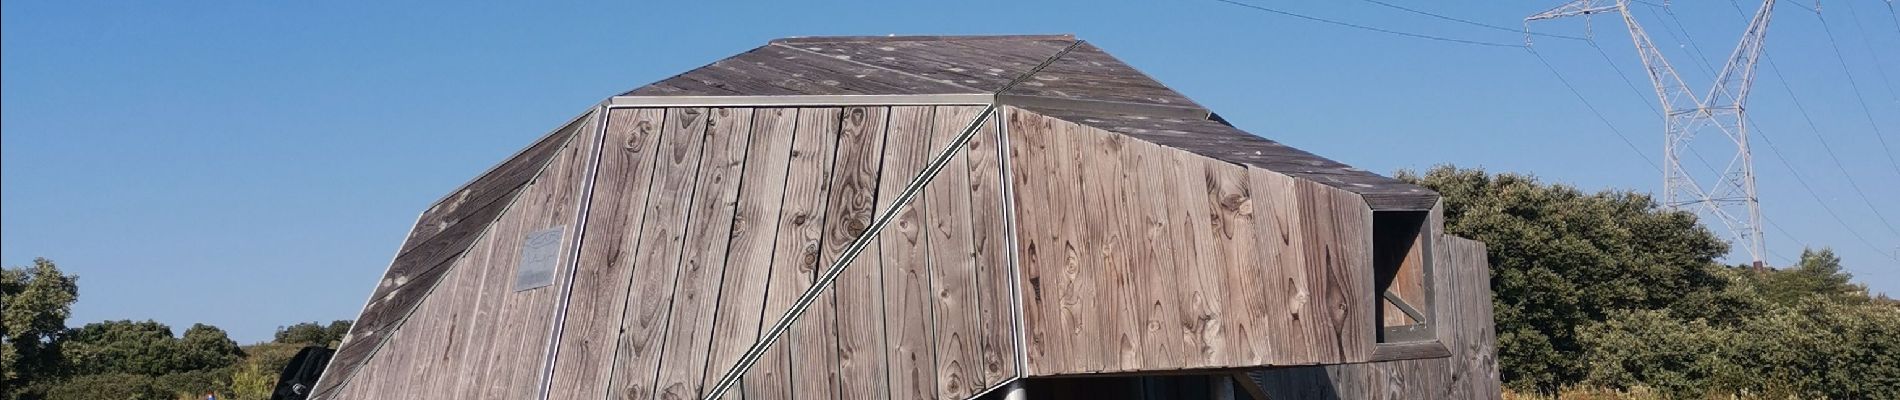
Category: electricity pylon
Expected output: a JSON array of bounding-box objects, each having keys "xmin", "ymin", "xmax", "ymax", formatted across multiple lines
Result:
[{"xmin": 1527, "ymin": 0, "xmax": 1775, "ymax": 269}]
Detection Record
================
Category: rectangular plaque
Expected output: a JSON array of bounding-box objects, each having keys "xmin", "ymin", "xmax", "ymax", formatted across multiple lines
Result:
[{"xmin": 513, "ymin": 226, "xmax": 566, "ymax": 292}]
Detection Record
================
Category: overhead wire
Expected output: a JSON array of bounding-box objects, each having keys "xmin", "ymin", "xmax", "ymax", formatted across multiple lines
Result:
[
  {"xmin": 1352, "ymin": 0, "xmax": 1591, "ymax": 41},
  {"xmin": 1211, "ymin": 0, "xmax": 1525, "ymax": 48},
  {"xmin": 1836, "ymin": 0, "xmax": 1900, "ymax": 104},
  {"xmin": 1710, "ymin": 1, "xmax": 1900, "ymax": 238},
  {"xmin": 1811, "ymin": 2, "xmax": 1900, "ymax": 176}
]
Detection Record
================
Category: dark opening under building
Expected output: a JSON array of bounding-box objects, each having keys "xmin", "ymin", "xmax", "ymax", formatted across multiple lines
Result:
[{"xmin": 311, "ymin": 34, "xmax": 1501, "ymax": 400}]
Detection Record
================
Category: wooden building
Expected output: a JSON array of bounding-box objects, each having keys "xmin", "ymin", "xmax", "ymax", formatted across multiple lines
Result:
[{"xmin": 311, "ymin": 34, "xmax": 1500, "ymax": 400}]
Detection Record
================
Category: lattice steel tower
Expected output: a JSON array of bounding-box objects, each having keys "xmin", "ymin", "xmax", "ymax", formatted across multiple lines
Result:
[{"xmin": 1527, "ymin": 0, "xmax": 1775, "ymax": 268}]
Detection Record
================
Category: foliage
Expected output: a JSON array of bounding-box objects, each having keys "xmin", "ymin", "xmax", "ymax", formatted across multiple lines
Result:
[
  {"xmin": 1401, "ymin": 166, "xmax": 1729, "ymax": 390},
  {"xmin": 39, "ymin": 373, "xmax": 167, "ymax": 400},
  {"xmin": 2, "ymin": 258, "xmax": 80, "ymax": 399},
  {"xmin": 230, "ymin": 358, "xmax": 277, "ymax": 400},
  {"xmin": 272, "ymin": 320, "xmax": 351, "ymax": 347},
  {"xmin": 1407, "ymin": 166, "xmax": 1900, "ymax": 397},
  {"xmin": 61, "ymin": 320, "xmax": 244, "ymax": 377}
]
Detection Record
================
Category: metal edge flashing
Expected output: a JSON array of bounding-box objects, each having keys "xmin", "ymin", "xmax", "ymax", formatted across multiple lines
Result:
[
  {"xmin": 533, "ymin": 106, "xmax": 611, "ymax": 400},
  {"xmin": 996, "ymin": 106, "xmax": 1031, "ymax": 379},
  {"xmin": 994, "ymin": 93, "xmax": 1212, "ymax": 121},
  {"xmin": 608, "ymin": 93, "xmax": 994, "ymax": 108},
  {"xmin": 309, "ymin": 112, "xmax": 595, "ymax": 399}
]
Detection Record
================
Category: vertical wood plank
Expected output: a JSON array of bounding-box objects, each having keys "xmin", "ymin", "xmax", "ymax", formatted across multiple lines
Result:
[
  {"xmin": 653, "ymin": 108, "xmax": 755, "ymax": 400},
  {"xmin": 963, "ymin": 110, "xmax": 1017, "ymax": 388},
  {"xmin": 608, "ymin": 108, "xmax": 712, "ymax": 400},
  {"xmin": 1005, "ymin": 107, "xmax": 1058, "ymax": 374},
  {"xmin": 550, "ymin": 108, "xmax": 667, "ymax": 400},
  {"xmin": 701, "ymin": 108, "xmax": 798, "ymax": 394},
  {"xmin": 924, "ymin": 105, "xmax": 983, "ymax": 399},
  {"xmin": 878, "ymin": 105, "xmax": 939, "ymax": 400},
  {"xmin": 1124, "ymin": 138, "xmax": 1187, "ymax": 372},
  {"xmin": 1048, "ymin": 118, "xmax": 1100, "ymax": 373},
  {"xmin": 1333, "ymin": 188, "xmax": 1377, "ymax": 361},
  {"xmin": 826, "ymin": 106, "xmax": 891, "ymax": 400},
  {"xmin": 746, "ymin": 108, "xmax": 843, "ymax": 400},
  {"xmin": 1248, "ymin": 168, "xmax": 1316, "ymax": 366},
  {"xmin": 1294, "ymin": 179, "xmax": 1348, "ymax": 364},
  {"xmin": 1164, "ymin": 146, "xmax": 1229, "ymax": 368},
  {"xmin": 1075, "ymin": 123, "xmax": 1142, "ymax": 373},
  {"xmin": 1203, "ymin": 159, "xmax": 1268, "ymax": 366}
]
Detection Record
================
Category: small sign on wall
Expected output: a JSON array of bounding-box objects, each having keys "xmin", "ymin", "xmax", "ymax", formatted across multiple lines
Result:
[{"xmin": 513, "ymin": 226, "xmax": 565, "ymax": 292}]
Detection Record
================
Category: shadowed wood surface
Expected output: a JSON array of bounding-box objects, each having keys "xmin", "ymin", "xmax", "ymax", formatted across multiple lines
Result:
[
  {"xmin": 1247, "ymin": 233, "xmax": 1500, "ymax": 400},
  {"xmin": 1007, "ymin": 107, "xmax": 1385, "ymax": 376}
]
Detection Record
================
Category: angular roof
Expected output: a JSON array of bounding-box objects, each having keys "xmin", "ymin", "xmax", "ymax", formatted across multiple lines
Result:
[{"xmin": 622, "ymin": 34, "xmax": 1433, "ymax": 210}]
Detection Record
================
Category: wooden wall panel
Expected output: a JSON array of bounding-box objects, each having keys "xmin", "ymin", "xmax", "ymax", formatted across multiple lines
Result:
[
  {"xmin": 964, "ymin": 109, "xmax": 1018, "ymax": 389},
  {"xmin": 1246, "ymin": 233, "xmax": 1500, "ymax": 400},
  {"xmin": 1124, "ymin": 138, "xmax": 1188, "ymax": 371},
  {"xmin": 879, "ymin": 105, "xmax": 938, "ymax": 400},
  {"xmin": 547, "ymin": 108, "xmax": 667, "ymax": 400},
  {"xmin": 744, "ymin": 108, "xmax": 842, "ymax": 399},
  {"xmin": 816, "ymin": 106, "xmax": 889, "ymax": 400},
  {"xmin": 652, "ymin": 108, "xmax": 755, "ymax": 400},
  {"xmin": 1247, "ymin": 168, "xmax": 1319, "ymax": 366},
  {"xmin": 701, "ymin": 107, "xmax": 798, "ymax": 399},
  {"xmin": 1074, "ymin": 110, "xmax": 1138, "ymax": 373},
  {"xmin": 1008, "ymin": 107, "xmax": 1386, "ymax": 376},
  {"xmin": 607, "ymin": 108, "xmax": 712, "ymax": 400},
  {"xmin": 925, "ymin": 105, "xmax": 985, "ymax": 399}
]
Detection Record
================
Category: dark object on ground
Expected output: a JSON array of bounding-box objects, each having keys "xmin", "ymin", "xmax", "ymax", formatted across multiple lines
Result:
[{"xmin": 271, "ymin": 346, "xmax": 334, "ymax": 400}]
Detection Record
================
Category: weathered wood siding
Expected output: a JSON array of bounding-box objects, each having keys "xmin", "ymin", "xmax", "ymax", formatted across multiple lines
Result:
[
  {"xmin": 313, "ymin": 110, "xmax": 601, "ymax": 399},
  {"xmin": 1247, "ymin": 229, "xmax": 1501, "ymax": 400},
  {"xmin": 1006, "ymin": 106, "xmax": 1379, "ymax": 376},
  {"xmin": 454, "ymin": 105, "xmax": 1020, "ymax": 400}
]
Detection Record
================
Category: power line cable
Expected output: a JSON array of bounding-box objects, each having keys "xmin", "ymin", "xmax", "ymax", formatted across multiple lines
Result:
[
  {"xmin": 1837, "ymin": 0, "xmax": 1900, "ymax": 104},
  {"xmin": 1811, "ymin": 3, "xmax": 1900, "ymax": 176},
  {"xmin": 1752, "ymin": 124, "xmax": 1900, "ymax": 262},
  {"xmin": 1212, "ymin": 0, "xmax": 1524, "ymax": 48},
  {"xmin": 1527, "ymin": 47, "xmax": 1663, "ymax": 169},
  {"xmin": 1755, "ymin": 54, "xmax": 1900, "ymax": 237},
  {"xmin": 1352, "ymin": 0, "xmax": 1591, "ymax": 41}
]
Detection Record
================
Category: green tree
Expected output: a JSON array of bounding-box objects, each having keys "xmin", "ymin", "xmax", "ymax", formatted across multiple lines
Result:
[
  {"xmin": 178, "ymin": 324, "xmax": 244, "ymax": 371},
  {"xmin": 60, "ymin": 320, "xmax": 242, "ymax": 378},
  {"xmin": 272, "ymin": 320, "xmax": 351, "ymax": 347},
  {"xmin": 40, "ymin": 373, "xmax": 166, "ymax": 400},
  {"xmin": 2, "ymin": 258, "xmax": 80, "ymax": 397},
  {"xmin": 1755, "ymin": 248, "xmax": 1865, "ymax": 306},
  {"xmin": 1402, "ymin": 166, "xmax": 1731, "ymax": 391}
]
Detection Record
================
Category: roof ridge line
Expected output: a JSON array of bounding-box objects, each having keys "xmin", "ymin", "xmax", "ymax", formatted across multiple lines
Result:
[
  {"xmin": 771, "ymin": 34, "xmax": 1075, "ymax": 44},
  {"xmin": 767, "ymin": 42, "xmax": 987, "ymax": 93},
  {"xmin": 996, "ymin": 93, "xmax": 1211, "ymax": 120},
  {"xmin": 997, "ymin": 40, "xmax": 1082, "ymax": 94}
]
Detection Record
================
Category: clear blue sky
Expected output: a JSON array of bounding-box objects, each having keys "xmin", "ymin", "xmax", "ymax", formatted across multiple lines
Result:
[{"xmin": 5, "ymin": 1, "xmax": 1897, "ymax": 344}]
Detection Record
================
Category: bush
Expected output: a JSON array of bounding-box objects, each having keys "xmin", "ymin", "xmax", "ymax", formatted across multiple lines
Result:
[{"xmin": 41, "ymin": 373, "xmax": 167, "ymax": 400}]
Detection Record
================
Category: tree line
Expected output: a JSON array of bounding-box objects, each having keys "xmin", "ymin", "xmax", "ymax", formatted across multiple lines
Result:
[{"xmin": 2, "ymin": 262, "xmax": 349, "ymax": 400}]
